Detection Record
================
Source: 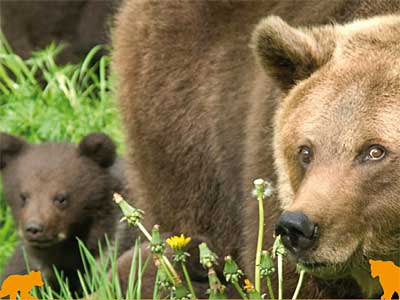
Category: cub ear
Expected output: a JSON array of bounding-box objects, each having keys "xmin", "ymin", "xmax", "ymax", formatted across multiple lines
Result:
[
  {"xmin": 0, "ymin": 133, "xmax": 28, "ymax": 169},
  {"xmin": 78, "ymin": 132, "xmax": 116, "ymax": 168},
  {"xmin": 252, "ymin": 16, "xmax": 336, "ymax": 91}
]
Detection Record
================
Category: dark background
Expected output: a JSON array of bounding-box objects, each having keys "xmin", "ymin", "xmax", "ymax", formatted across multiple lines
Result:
[{"xmin": 0, "ymin": 0, "xmax": 120, "ymax": 63}]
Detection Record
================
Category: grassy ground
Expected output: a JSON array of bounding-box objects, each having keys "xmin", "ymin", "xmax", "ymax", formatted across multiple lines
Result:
[{"xmin": 0, "ymin": 33, "xmax": 124, "ymax": 275}]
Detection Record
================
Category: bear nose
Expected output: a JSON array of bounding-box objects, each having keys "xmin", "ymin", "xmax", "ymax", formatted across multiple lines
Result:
[
  {"xmin": 25, "ymin": 222, "xmax": 44, "ymax": 237},
  {"xmin": 275, "ymin": 211, "xmax": 318, "ymax": 254}
]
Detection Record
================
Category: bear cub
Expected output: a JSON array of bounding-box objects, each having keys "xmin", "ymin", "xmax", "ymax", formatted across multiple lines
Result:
[{"xmin": 0, "ymin": 132, "xmax": 131, "ymax": 294}]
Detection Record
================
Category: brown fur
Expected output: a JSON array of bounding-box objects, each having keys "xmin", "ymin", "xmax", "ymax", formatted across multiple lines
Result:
[
  {"xmin": 112, "ymin": 1, "xmax": 400, "ymax": 298},
  {"xmin": 0, "ymin": 132, "xmax": 131, "ymax": 293}
]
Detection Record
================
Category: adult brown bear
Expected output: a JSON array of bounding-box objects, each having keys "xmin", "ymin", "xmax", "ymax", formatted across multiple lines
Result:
[{"xmin": 112, "ymin": 1, "xmax": 400, "ymax": 298}]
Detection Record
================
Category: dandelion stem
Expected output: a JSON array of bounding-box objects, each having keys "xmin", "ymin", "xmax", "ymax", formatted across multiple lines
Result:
[
  {"xmin": 292, "ymin": 269, "xmax": 305, "ymax": 300},
  {"xmin": 255, "ymin": 185, "xmax": 265, "ymax": 292},
  {"xmin": 181, "ymin": 262, "xmax": 196, "ymax": 299},
  {"xmin": 278, "ymin": 254, "xmax": 283, "ymax": 300},
  {"xmin": 160, "ymin": 258, "xmax": 176, "ymax": 285},
  {"xmin": 153, "ymin": 270, "xmax": 160, "ymax": 300},
  {"xmin": 162, "ymin": 255, "xmax": 181, "ymax": 284},
  {"xmin": 233, "ymin": 281, "xmax": 248, "ymax": 299},
  {"xmin": 137, "ymin": 222, "xmax": 152, "ymax": 241},
  {"xmin": 266, "ymin": 276, "xmax": 275, "ymax": 299}
]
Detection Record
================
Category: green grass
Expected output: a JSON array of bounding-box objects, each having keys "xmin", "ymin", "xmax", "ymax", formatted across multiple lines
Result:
[
  {"xmin": 0, "ymin": 185, "xmax": 16, "ymax": 273},
  {"xmin": 0, "ymin": 32, "xmax": 124, "ymax": 275},
  {"xmin": 26, "ymin": 238, "xmax": 147, "ymax": 300}
]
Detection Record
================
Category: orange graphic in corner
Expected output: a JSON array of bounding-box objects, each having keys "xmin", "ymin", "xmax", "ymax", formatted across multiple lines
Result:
[
  {"xmin": 0, "ymin": 271, "xmax": 43, "ymax": 300},
  {"xmin": 370, "ymin": 259, "xmax": 400, "ymax": 300}
]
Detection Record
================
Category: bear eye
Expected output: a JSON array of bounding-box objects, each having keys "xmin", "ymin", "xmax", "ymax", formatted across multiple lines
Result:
[
  {"xmin": 54, "ymin": 192, "xmax": 68, "ymax": 208},
  {"xmin": 20, "ymin": 193, "xmax": 28, "ymax": 206},
  {"xmin": 365, "ymin": 145, "xmax": 386, "ymax": 161},
  {"xmin": 298, "ymin": 146, "xmax": 313, "ymax": 166}
]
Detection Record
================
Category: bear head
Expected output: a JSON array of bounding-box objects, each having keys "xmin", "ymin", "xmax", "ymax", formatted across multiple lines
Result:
[
  {"xmin": 253, "ymin": 15, "xmax": 400, "ymax": 294},
  {"xmin": 0, "ymin": 132, "xmax": 117, "ymax": 249}
]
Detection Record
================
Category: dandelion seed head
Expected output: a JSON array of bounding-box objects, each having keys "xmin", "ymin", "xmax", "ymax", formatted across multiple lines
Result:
[
  {"xmin": 113, "ymin": 193, "xmax": 123, "ymax": 204},
  {"xmin": 254, "ymin": 178, "xmax": 265, "ymax": 186}
]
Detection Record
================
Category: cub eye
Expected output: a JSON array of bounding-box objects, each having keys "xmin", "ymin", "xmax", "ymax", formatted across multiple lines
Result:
[
  {"xmin": 54, "ymin": 192, "xmax": 68, "ymax": 208},
  {"xmin": 298, "ymin": 146, "xmax": 313, "ymax": 166},
  {"xmin": 365, "ymin": 145, "xmax": 386, "ymax": 161},
  {"xmin": 20, "ymin": 193, "xmax": 28, "ymax": 206}
]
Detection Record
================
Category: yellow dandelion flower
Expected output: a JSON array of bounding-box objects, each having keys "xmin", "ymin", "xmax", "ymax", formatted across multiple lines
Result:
[
  {"xmin": 166, "ymin": 234, "xmax": 191, "ymax": 250},
  {"xmin": 243, "ymin": 279, "xmax": 254, "ymax": 291}
]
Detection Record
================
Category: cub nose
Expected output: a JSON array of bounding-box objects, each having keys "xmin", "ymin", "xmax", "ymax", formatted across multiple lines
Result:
[
  {"xmin": 25, "ymin": 222, "xmax": 44, "ymax": 238},
  {"xmin": 275, "ymin": 211, "xmax": 318, "ymax": 254}
]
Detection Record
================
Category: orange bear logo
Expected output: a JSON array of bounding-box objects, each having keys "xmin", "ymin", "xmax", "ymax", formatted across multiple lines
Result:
[
  {"xmin": 370, "ymin": 259, "xmax": 400, "ymax": 300},
  {"xmin": 0, "ymin": 271, "xmax": 43, "ymax": 300}
]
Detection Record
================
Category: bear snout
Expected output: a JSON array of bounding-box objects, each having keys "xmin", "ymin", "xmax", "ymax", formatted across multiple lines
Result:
[
  {"xmin": 275, "ymin": 211, "xmax": 318, "ymax": 255},
  {"xmin": 24, "ymin": 221, "xmax": 45, "ymax": 239},
  {"xmin": 23, "ymin": 221, "xmax": 58, "ymax": 246}
]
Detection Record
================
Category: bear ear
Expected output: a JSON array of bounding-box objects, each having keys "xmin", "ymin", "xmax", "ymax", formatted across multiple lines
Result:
[
  {"xmin": 0, "ymin": 133, "xmax": 28, "ymax": 169},
  {"xmin": 78, "ymin": 132, "xmax": 116, "ymax": 168},
  {"xmin": 252, "ymin": 16, "xmax": 337, "ymax": 91}
]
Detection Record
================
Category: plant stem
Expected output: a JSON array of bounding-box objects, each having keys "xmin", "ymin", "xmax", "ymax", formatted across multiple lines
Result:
[
  {"xmin": 232, "ymin": 281, "xmax": 248, "ymax": 299},
  {"xmin": 137, "ymin": 222, "xmax": 152, "ymax": 241},
  {"xmin": 153, "ymin": 270, "xmax": 160, "ymax": 300},
  {"xmin": 255, "ymin": 193, "xmax": 265, "ymax": 292},
  {"xmin": 181, "ymin": 262, "xmax": 196, "ymax": 299},
  {"xmin": 136, "ymin": 243, "xmax": 142, "ymax": 300},
  {"xmin": 266, "ymin": 276, "xmax": 275, "ymax": 299},
  {"xmin": 292, "ymin": 269, "xmax": 305, "ymax": 300},
  {"xmin": 160, "ymin": 258, "xmax": 176, "ymax": 285},
  {"xmin": 278, "ymin": 254, "xmax": 283, "ymax": 300},
  {"xmin": 162, "ymin": 255, "xmax": 181, "ymax": 284}
]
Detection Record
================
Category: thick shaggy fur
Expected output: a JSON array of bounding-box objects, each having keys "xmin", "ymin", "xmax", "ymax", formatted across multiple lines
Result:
[
  {"xmin": 0, "ymin": 133, "xmax": 131, "ymax": 293},
  {"xmin": 112, "ymin": 1, "xmax": 400, "ymax": 298}
]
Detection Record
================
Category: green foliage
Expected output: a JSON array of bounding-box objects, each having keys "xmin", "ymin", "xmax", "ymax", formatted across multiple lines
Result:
[
  {"xmin": 0, "ymin": 183, "xmax": 17, "ymax": 273},
  {"xmin": 26, "ymin": 239, "xmax": 146, "ymax": 300},
  {"xmin": 0, "ymin": 33, "xmax": 123, "ymax": 145},
  {"xmin": 0, "ymin": 32, "xmax": 123, "ymax": 274}
]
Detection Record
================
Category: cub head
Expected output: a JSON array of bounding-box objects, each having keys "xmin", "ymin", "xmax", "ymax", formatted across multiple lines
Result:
[
  {"xmin": 253, "ymin": 15, "xmax": 400, "ymax": 292},
  {"xmin": 0, "ymin": 132, "xmax": 117, "ymax": 248}
]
